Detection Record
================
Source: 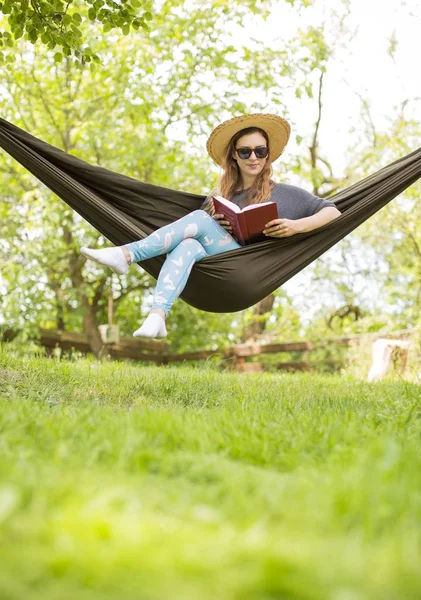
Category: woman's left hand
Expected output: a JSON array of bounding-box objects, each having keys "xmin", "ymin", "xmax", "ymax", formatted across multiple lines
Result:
[{"xmin": 263, "ymin": 218, "xmax": 303, "ymax": 238}]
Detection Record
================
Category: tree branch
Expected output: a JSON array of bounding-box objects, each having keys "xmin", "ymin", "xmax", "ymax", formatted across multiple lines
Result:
[
  {"xmin": 30, "ymin": 0, "xmax": 60, "ymax": 33},
  {"xmin": 309, "ymin": 70, "xmax": 324, "ymax": 172},
  {"xmin": 30, "ymin": 66, "xmax": 68, "ymax": 149},
  {"xmin": 92, "ymin": 274, "xmax": 111, "ymax": 312}
]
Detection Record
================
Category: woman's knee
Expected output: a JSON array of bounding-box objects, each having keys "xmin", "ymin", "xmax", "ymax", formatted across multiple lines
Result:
[
  {"xmin": 177, "ymin": 237, "xmax": 206, "ymax": 258},
  {"xmin": 190, "ymin": 209, "xmax": 209, "ymax": 218},
  {"xmin": 188, "ymin": 209, "xmax": 214, "ymax": 225}
]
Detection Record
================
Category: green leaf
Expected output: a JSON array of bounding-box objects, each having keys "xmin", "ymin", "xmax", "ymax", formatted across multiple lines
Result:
[
  {"xmin": 53, "ymin": 52, "xmax": 63, "ymax": 62},
  {"xmin": 122, "ymin": 24, "xmax": 130, "ymax": 35},
  {"xmin": 72, "ymin": 13, "xmax": 82, "ymax": 24},
  {"xmin": 28, "ymin": 29, "xmax": 38, "ymax": 43},
  {"xmin": 143, "ymin": 11, "xmax": 152, "ymax": 20},
  {"xmin": 40, "ymin": 3, "xmax": 51, "ymax": 16},
  {"xmin": 62, "ymin": 14, "xmax": 71, "ymax": 26},
  {"xmin": 88, "ymin": 8, "xmax": 97, "ymax": 21},
  {"xmin": 71, "ymin": 24, "xmax": 83, "ymax": 37}
]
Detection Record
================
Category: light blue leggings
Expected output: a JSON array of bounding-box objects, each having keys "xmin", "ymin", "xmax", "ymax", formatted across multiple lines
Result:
[{"xmin": 124, "ymin": 210, "xmax": 241, "ymax": 314}]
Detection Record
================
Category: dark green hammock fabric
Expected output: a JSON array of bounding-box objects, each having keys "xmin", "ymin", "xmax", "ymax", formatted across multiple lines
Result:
[{"xmin": 1, "ymin": 117, "xmax": 421, "ymax": 313}]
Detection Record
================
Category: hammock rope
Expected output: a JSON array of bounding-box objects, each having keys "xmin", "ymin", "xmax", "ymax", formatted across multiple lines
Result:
[{"xmin": 1, "ymin": 117, "xmax": 421, "ymax": 313}]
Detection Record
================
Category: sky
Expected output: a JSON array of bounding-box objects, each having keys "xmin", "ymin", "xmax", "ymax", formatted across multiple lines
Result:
[
  {"xmin": 2, "ymin": 0, "xmax": 420, "ymax": 327},
  {"xmin": 237, "ymin": 0, "xmax": 421, "ymax": 319},
  {"xmin": 237, "ymin": 0, "xmax": 421, "ymax": 174}
]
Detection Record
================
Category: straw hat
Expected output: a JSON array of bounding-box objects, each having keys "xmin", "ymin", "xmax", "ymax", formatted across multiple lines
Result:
[{"xmin": 206, "ymin": 113, "xmax": 291, "ymax": 167}]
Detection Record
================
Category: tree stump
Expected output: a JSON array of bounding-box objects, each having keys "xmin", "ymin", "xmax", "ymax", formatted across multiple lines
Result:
[{"xmin": 367, "ymin": 339, "xmax": 410, "ymax": 381}]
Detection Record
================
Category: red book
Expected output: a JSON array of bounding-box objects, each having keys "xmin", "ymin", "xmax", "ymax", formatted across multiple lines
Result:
[{"xmin": 213, "ymin": 196, "xmax": 278, "ymax": 245}]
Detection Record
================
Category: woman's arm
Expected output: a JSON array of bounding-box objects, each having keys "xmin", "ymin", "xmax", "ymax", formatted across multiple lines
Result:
[{"xmin": 264, "ymin": 206, "xmax": 341, "ymax": 238}]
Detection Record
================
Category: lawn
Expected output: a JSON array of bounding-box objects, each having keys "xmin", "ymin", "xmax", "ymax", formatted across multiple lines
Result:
[{"xmin": 0, "ymin": 348, "xmax": 420, "ymax": 599}]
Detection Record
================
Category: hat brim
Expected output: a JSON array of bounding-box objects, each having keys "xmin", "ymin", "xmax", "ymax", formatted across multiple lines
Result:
[{"xmin": 206, "ymin": 113, "xmax": 291, "ymax": 167}]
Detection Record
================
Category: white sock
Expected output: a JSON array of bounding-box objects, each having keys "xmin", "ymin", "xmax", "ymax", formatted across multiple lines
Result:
[
  {"xmin": 81, "ymin": 246, "xmax": 129, "ymax": 275},
  {"xmin": 133, "ymin": 313, "xmax": 167, "ymax": 339}
]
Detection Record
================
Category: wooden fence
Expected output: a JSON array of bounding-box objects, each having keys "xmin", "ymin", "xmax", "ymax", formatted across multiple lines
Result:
[
  {"xmin": 39, "ymin": 328, "xmax": 316, "ymax": 371},
  {"xmin": 38, "ymin": 327, "xmax": 416, "ymax": 373}
]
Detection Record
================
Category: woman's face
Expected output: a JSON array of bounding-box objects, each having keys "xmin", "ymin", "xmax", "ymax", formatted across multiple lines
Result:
[{"xmin": 232, "ymin": 131, "xmax": 268, "ymax": 180}]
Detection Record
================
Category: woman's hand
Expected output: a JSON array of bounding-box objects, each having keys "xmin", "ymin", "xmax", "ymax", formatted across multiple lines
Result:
[
  {"xmin": 264, "ymin": 208, "xmax": 341, "ymax": 237},
  {"xmin": 263, "ymin": 218, "xmax": 303, "ymax": 238},
  {"xmin": 213, "ymin": 213, "xmax": 233, "ymax": 233}
]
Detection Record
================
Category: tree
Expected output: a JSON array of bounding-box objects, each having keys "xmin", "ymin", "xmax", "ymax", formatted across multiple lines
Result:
[
  {"xmin": 0, "ymin": 0, "xmax": 153, "ymax": 66},
  {"xmin": 349, "ymin": 106, "xmax": 421, "ymax": 330},
  {"xmin": 239, "ymin": 26, "xmax": 339, "ymax": 344},
  {"xmin": 0, "ymin": 0, "xmax": 310, "ymax": 67},
  {"xmin": 1, "ymin": 0, "xmax": 319, "ymax": 354},
  {"xmin": 299, "ymin": 100, "xmax": 421, "ymax": 340}
]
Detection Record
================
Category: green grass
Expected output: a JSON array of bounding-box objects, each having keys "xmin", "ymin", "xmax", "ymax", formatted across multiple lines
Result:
[{"xmin": 0, "ymin": 348, "xmax": 420, "ymax": 600}]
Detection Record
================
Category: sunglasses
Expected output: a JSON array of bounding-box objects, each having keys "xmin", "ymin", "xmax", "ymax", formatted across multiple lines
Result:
[{"xmin": 235, "ymin": 146, "xmax": 269, "ymax": 160}]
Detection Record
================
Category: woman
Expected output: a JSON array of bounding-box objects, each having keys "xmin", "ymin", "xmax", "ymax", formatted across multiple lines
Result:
[{"xmin": 81, "ymin": 113, "xmax": 341, "ymax": 338}]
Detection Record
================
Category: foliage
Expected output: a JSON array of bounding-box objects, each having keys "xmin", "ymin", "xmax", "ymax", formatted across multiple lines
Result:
[
  {"xmin": 299, "ymin": 106, "xmax": 421, "ymax": 340},
  {"xmin": 0, "ymin": 0, "xmax": 325, "ymax": 350},
  {"xmin": 0, "ymin": 0, "xmax": 311, "ymax": 67},
  {"xmin": 1, "ymin": 350, "xmax": 421, "ymax": 598},
  {"xmin": 0, "ymin": 0, "xmax": 153, "ymax": 66}
]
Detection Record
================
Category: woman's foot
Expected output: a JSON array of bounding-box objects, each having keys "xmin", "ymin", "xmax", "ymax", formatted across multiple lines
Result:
[
  {"xmin": 133, "ymin": 313, "xmax": 167, "ymax": 339},
  {"xmin": 81, "ymin": 246, "xmax": 130, "ymax": 275}
]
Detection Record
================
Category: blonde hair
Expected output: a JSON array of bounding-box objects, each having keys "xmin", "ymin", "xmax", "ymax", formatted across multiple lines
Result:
[{"xmin": 204, "ymin": 127, "xmax": 275, "ymax": 215}]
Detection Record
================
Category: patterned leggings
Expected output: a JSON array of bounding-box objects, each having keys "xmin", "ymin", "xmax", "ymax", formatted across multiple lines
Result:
[{"xmin": 125, "ymin": 210, "xmax": 241, "ymax": 314}]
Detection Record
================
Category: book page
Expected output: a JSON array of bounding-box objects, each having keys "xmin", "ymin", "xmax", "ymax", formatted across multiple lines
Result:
[
  {"xmin": 242, "ymin": 201, "xmax": 276, "ymax": 212},
  {"xmin": 213, "ymin": 196, "xmax": 241, "ymax": 213}
]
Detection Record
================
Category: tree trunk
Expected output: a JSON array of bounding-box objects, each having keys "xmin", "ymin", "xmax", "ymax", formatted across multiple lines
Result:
[
  {"xmin": 55, "ymin": 286, "xmax": 66, "ymax": 330},
  {"xmin": 81, "ymin": 295, "xmax": 104, "ymax": 357},
  {"xmin": 64, "ymin": 221, "xmax": 104, "ymax": 357},
  {"xmin": 70, "ymin": 263, "xmax": 104, "ymax": 357},
  {"xmin": 242, "ymin": 293, "xmax": 275, "ymax": 342}
]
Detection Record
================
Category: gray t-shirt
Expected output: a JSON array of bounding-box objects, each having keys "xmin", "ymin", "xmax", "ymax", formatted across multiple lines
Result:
[{"xmin": 201, "ymin": 183, "xmax": 336, "ymax": 219}]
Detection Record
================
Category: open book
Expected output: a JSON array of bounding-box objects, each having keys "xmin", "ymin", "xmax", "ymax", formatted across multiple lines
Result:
[{"xmin": 213, "ymin": 195, "xmax": 278, "ymax": 245}]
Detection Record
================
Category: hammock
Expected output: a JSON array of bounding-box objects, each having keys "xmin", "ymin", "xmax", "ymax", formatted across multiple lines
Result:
[{"xmin": 1, "ymin": 117, "xmax": 421, "ymax": 313}]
